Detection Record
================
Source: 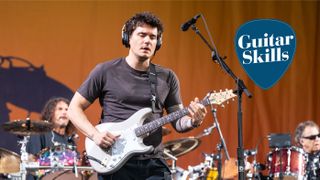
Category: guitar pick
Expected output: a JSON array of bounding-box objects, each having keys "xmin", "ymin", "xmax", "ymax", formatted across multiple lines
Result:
[{"xmin": 234, "ymin": 19, "xmax": 296, "ymax": 90}]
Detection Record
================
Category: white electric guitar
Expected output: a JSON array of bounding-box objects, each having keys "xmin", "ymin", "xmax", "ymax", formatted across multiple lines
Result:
[{"xmin": 85, "ymin": 89, "xmax": 236, "ymax": 174}]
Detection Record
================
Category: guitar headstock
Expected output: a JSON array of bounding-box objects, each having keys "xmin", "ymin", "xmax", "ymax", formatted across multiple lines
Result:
[{"xmin": 207, "ymin": 89, "xmax": 236, "ymax": 106}]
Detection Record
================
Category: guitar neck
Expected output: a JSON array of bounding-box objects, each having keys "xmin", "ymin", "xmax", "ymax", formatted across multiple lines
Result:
[{"xmin": 135, "ymin": 98, "xmax": 210, "ymax": 137}]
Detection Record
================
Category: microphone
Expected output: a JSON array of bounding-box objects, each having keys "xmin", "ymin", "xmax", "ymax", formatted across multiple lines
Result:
[{"xmin": 181, "ymin": 14, "xmax": 201, "ymax": 31}]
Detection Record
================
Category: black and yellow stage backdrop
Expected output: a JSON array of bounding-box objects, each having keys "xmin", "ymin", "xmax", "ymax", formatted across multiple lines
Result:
[{"xmin": 0, "ymin": 0, "xmax": 319, "ymax": 171}]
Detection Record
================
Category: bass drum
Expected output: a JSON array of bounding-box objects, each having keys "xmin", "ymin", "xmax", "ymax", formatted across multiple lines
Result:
[
  {"xmin": 42, "ymin": 170, "xmax": 81, "ymax": 180},
  {"xmin": 42, "ymin": 170, "xmax": 97, "ymax": 180}
]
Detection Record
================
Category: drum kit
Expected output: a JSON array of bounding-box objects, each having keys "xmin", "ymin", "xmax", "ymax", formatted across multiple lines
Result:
[
  {"xmin": 0, "ymin": 119, "xmax": 96, "ymax": 180},
  {"xmin": 162, "ymin": 129, "xmax": 320, "ymax": 180},
  {"xmin": 1, "ymin": 120, "xmax": 320, "ymax": 180}
]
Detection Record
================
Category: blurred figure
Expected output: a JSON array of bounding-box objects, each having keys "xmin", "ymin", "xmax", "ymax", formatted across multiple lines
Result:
[
  {"xmin": 27, "ymin": 97, "xmax": 76, "ymax": 155},
  {"xmin": 26, "ymin": 97, "xmax": 78, "ymax": 180},
  {"xmin": 294, "ymin": 120, "xmax": 320, "ymax": 179}
]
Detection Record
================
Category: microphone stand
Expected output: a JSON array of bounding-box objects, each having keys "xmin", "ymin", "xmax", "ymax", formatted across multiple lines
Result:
[{"xmin": 190, "ymin": 23, "xmax": 252, "ymax": 180}]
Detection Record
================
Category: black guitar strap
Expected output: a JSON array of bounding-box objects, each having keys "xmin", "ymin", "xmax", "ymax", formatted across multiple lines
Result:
[{"xmin": 149, "ymin": 63, "xmax": 162, "ymax": 113}]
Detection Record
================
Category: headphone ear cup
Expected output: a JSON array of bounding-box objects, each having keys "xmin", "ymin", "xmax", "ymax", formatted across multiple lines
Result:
[
  {"xmin": 122, "ymin": 24, "xmax": 130, "ymax": 48},
  {"xmin": 155, "ymin": 36, "xmax": 162, "ymax": 51}
]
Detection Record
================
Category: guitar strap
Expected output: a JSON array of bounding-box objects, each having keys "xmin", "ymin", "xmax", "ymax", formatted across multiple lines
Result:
[{"xmin": 149, "ymin": 63, "xmax": 162, "ymax": 113}]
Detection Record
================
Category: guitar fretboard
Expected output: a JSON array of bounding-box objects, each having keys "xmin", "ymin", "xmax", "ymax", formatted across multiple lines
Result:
[{"xmin": 134, "ymin": 98, "xmax": 210, "ymax": 137}]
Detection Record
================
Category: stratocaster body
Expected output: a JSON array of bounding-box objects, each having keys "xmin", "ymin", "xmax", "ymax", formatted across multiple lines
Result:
[{"xmin": 85, "ymin": 108, "xmax": 154, "ymax": 174}]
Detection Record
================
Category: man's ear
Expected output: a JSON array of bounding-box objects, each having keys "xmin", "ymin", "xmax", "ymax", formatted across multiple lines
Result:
[{"xmin": 299, "ymin": 138, "xmax": 304, "ymax": 146}]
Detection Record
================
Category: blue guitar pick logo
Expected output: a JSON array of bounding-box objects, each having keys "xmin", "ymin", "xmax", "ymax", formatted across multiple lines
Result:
[{"xmin": 235, "ymin": 19, "xmax": 296, "ymax": 90}]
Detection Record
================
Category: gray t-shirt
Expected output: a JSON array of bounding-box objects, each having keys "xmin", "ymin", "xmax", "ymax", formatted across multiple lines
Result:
[{"xmin": 77, "ymin": 57, "xmax": 182, "ymax": 158}]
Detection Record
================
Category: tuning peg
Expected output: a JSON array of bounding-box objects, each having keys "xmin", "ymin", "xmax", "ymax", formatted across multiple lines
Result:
[
  {"xmin": 221, "ymin": 104, "xmax": 225, "ymax": 108},
  {"xmin": 227, "ymin": 101, "xmax": 229, "ymax": 104}
]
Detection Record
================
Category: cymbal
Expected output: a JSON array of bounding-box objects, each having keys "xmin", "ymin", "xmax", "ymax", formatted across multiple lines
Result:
[
  {"xmin": 0, "ymin": 147, "xmax": 21, "ymax": 173},
  {"xmin": 163, "ymin": 137, "xmax": 200, "ymax": 160},
  {"xmin": 2, "ymin": 119, "xmax": 53, "ymax": 136},
  {"xmin": 162, "ymin": 127, "xmax": 171, "ymax": 136}
]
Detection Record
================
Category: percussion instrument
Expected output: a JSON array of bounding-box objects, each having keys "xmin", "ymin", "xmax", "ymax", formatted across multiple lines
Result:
[
  {"xmin": 2, "ymin": 119, "xmax": 52, "ymax": 136},
  {"xmin": 267, "ymin": 146, "xmax": 306, "ymax": 179},
  {"xmin": 37, "ymin": 144, "xmax": 80, "ymax": 167},
  {"xmin": 163, "ymin": 137, "xmax": 200, "ymax": 160},
  {"xmin": 0, "ymin": 148, "xmax": 21, "ymax": 173}
]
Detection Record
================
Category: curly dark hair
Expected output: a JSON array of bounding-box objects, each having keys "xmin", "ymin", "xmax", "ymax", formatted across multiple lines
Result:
[
  {"xmin": 294, "ymin": 120, "xmax": 319, "ymax": 147},
  {"xmin": 41, "ymin": 97, "xmax": 75, "ymax": 135},
  {"xmin": 124, "ymin": 12, "xmax": 164, "ymax": 39}
]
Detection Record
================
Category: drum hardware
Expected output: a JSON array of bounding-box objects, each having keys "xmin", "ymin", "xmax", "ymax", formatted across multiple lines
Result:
[
  {"xmin": 163, "ymin": 137, "xmax": 200, "ymax": 160},
  {"xmin": 182, "ymin": 153, "xmax": 219, "ymax": 180},
  {"xmin": 73, "ymin": 153, "xmax": 79, "ymax": 178},
  {"xmin": 244, "ymin": 148, "xmax": 259, "ymax": 179},
  {"xmin": 209, "ymin": 107, "xmax": 229, "ymax": 180},
  {"xmin": 244, "ymin": 149, "xmax": 257, "ymax": 157},
  {"xmin": 164, "ymin": 149, "xmax": 178, "ymax": 175},
  {"xmin": 164, "ymin": 150, "xmax": 188, "ymax": 180},
  {"xmin": 26, "ymin": 165, "xmax": 94, "ymax": 171},
  {"xmin": 195, "ymin": 123, "xmax": 216, "ymax": 139},
  {"xmin": 20, "ymin": 134, "xmax": 30, "ymax": 180},
  {"xmin": 188, "ymin": 162, "xmax": 208, "ymax": 179}
]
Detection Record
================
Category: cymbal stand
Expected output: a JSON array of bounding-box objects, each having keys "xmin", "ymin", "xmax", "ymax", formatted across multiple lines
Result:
[
  {"xmin": 210, "ymin": 106, "xmax": 230, "ymax": 180},
  {"xmin": 216, "ymin": 143, "xmax": 222, "ymax": 180},
  {"xmin": 19, "ymin": 135, "xmax": 30, "ymax": 180},
  {"xmin": 210, "ymin": 106, "xmax": 230, "ymax": 161},
  {"xmin": 195, "ymin": 123, "xmax": 216, "ymax": 139},
  {"xmin": 163, "ymin": 150, "xmax": 178, "ymax": 174},
  {"xmin": 73, "ymin": 154, "xmax": 79, "ymax": 178}
]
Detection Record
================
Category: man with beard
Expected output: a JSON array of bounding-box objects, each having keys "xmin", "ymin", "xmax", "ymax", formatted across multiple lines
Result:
[{"xmin": 26, "ymin": 97, "xmax": 78, "ymax": 179}]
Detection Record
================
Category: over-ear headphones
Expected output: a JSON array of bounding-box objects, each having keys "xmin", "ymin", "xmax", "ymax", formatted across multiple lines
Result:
[{"xmin": 121, "ymin": 22, "xmax": 162, "ymax": 51}]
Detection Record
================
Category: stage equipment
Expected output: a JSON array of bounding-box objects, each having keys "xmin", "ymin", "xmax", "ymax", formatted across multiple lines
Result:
[{"xmin": 181, "ymin": 13, "xmax": 252, "ymax": 180}]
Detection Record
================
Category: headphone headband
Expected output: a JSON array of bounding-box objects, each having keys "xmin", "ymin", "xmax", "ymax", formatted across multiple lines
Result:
[{"xmin": 121, "ymin": 22, "xmax": 162, "ymax": 51}]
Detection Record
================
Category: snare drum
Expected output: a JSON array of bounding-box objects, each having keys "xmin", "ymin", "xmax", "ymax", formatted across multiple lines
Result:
[{"xmin": 268, "ymin": 146, "xmax": 306, "ymax": 179}]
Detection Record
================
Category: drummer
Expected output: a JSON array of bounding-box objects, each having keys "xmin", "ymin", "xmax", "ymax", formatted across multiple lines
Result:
[
  {"xmin": 27, "ymin": 97, "xmax": 77, "ymax": 155},
  {"xmin": 26, "ymin": 97, "xmax": 77, "ymax": 179},
  {"xmin": 294, "ymin": 120, "xmax": 320, "ymax": 178}
]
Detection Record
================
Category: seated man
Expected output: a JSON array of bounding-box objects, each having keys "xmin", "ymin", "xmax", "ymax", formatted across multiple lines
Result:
[
  {"xmin": 26, "ymin": 97, "xmax": 78, "ymax": 179},
  {"xmin": 294, "ymin": 120, "xmax": 320, "ymax": 179}
]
